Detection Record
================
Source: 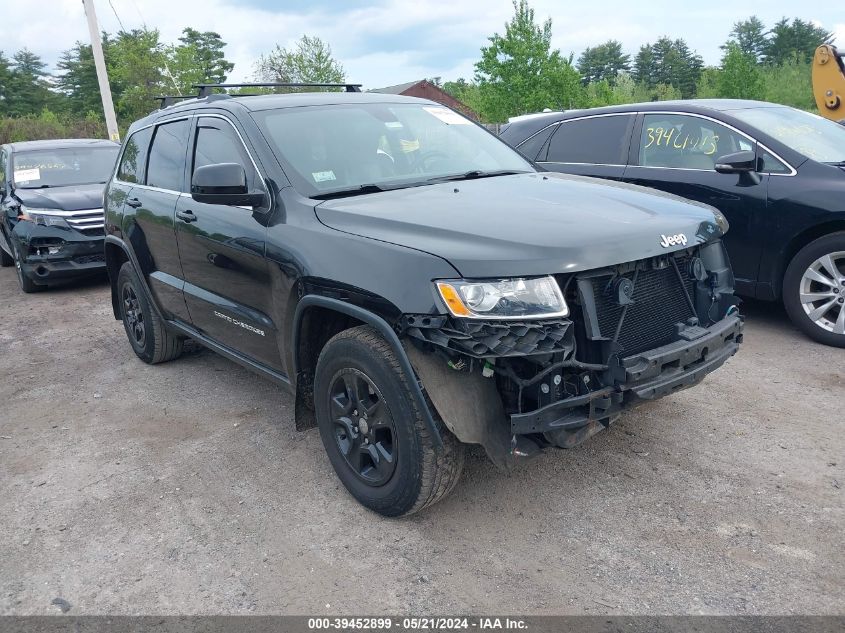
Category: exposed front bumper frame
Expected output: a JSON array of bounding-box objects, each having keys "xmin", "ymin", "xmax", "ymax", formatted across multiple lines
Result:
[{"xmin": 510, "ymin": 315, "xmax": 743, "ymax": 437}]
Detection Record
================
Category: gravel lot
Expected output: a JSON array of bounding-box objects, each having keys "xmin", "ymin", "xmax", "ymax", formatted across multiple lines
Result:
[{"xmin": 0, "ymin": 268, "xmax": 842, "ymax": 616}]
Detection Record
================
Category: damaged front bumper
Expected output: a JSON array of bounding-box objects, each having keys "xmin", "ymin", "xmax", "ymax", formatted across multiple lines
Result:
[
  {"xmin": 511, "ymin": 315, "xmax": 743, "ymax": 447},
  {"xmin": 11, "ymin": 223, "xmax": 105, "ymax": 285}
]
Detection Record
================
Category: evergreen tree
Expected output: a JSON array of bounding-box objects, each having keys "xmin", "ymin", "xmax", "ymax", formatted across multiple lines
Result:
[
  {"xmin": 577, "ymin": 40, "xmax": 630, "ymax": 85},
  {"xmin": 0, "ymin": 52, "xmax": 11, "ymax": 116},
  {"xmin": 633, "ymin": 37, "xmax": 703, "ymax": 98},
  {"xmin": 763, "ymin": 18, "xmax": 834, "ymax": 65},
  {"xmin": 6, "ymin": 49, "xmax": 53, "ymax": 117},
  {"xmin": 167, "ymin": 28, "xmax": 234, "ymax": 94},
  {"xmin": 723, "ymin": 16, "xmax": 768, "ymax": 63},
  {"xmin": 55, "ymin": 40, "xmax": 112, "ymax": 119}
]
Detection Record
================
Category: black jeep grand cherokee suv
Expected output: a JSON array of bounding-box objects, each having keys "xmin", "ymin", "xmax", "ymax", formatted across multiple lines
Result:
[
  {"xmin": 1, "ymin": 139, "xmax": 119, "ymax": 292},
  {"xmin": 104, "ymin": 86, "xmax": 742, "ymax": 516}
]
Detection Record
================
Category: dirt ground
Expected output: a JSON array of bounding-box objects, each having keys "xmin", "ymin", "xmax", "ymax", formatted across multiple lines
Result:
[{"xmin": 0, "ymin": 268, "xmax": 842, "ymax": 616}]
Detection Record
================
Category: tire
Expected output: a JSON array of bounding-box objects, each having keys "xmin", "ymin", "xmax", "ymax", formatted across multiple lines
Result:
[
  {"xmin": 314, "ymin": 325, "xmax": 465, "ymax": 517},
  {"xmin": 12, "ymin": 243, "xmax": 42, "ymax": 293},
  {"xmin": 783, "ymin": 231, "xmax": 845, "ymax": 348},
  {"xmin": 117, "ymin": 262, "xmax": 184, "ymax": 363}
]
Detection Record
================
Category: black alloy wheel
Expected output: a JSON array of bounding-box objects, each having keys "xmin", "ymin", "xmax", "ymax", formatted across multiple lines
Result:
[{"xmin": 328, "ymin": 369, "xmax": 398, "ymax": 486}]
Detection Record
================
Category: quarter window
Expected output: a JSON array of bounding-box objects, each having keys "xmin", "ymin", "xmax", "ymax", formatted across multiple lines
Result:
[
  {"xmin": 192, "ymin": 118, "xmax": 258, "ymax": 191},
  {"xmin": 544, "ymin": 115, "xmax": 633, "ymax": 165},
  {"xmin": 758, "ymin": 149, "xmax": 791, "ymax": 174},
  {"xmin": 117, "ymin": 126, "xmax": 153, "ymax": 183},
  {"xmin": 146, "ymin": 119, "xmax": 190, "ymax": 191},
  {"xmin": 639, "ymin": 114, "xmax": 751, "ymax": 170}
]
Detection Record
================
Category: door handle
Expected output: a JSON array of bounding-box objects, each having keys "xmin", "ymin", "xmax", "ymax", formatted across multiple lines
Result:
[
  {"xmin": 176, "ymin": 209, "xmax": 197, "ymax": 223},
  {"xmin": 126, "ymin": 197, "xmax": 142, "ymax": 208}
]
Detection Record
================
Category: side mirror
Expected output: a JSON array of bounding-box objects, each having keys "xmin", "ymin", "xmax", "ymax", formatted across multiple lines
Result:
[
  {"xmin": 191, "ymin": 163, "xmax": 265, "ymax": 207},
  {"xmin": 714, "ymin": 150, "xmax": 756, "ymax": 174}
]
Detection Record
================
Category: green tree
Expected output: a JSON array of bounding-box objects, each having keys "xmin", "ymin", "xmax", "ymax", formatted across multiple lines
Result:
[
  {"xmin": 577, "ymin": 40, "xmax": 630, "ymax": 85},
  {"xmin": 167, "ymin": 28, "xmax": 234, "ymax": 94},
  {"xmin": 723, "ymin": 16, "xmax": 768, "ymax": 63},
  {"xmin": 763, "ymin": 18, "xmax": 833, "ymax": 65},
  {"xmin": 634, "ymin": 37, "xmax": 703, "ymax": 98},
  {"xmin": 0, "ymin": 52, "xmax": 11, "ymax": 116},
  {"xmin": 760, "ymin": 55, "xmax": 815, "ymax": 110},
  {"xmin": 474, "ymin": 0, "xmax": 584, "ymax": 122},
  {"xmin": 55, "ymin": 40, "xmax": 114, "ymax": 120},
  {"xmin": 108, "ymin": 29, "xmax": 167, "ymax": 123},
  {"xmin": 717, "ymin": 43, "xmax": 765, "ymax": 99},
  {"xmin": 255, "ymin": 35, "xmax": 344, "ymax": 87},
  {"xmin": 6, "ymin": 49, "xmax": 54, "ymax": 117}
]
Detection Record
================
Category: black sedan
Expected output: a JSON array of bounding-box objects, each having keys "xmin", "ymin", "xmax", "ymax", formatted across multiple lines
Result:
[{"xmin": 501, "ymin": 100, "xmax": 845, "ymax": 347}]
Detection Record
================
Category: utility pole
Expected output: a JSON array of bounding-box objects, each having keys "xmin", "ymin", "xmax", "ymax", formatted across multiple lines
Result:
[{"xmin": 81, "ymin": 0, "xmax": 120, "ymax": 142}]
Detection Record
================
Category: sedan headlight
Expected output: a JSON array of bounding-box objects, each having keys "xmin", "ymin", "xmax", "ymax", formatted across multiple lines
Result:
[
  {"xmin": 435, "ymin": 276, "xmax": 568, "ymax": 320},
  {"xmin": 18, "ymin": 208, "xmax": 70, "ymax": 228}
]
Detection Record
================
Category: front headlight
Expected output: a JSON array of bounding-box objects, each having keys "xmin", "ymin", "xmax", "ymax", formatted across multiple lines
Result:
[
  {"xmin": 18, "ymin": 208, "xmax": 70, "ymax": 228},
  {"xmin": 435, "ymin": 276, "xmax": 568, "ymax": 320}
]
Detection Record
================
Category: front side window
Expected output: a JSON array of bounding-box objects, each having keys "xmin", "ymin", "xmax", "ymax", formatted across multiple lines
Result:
[
  {"xmin": 11, "ymin": 146, "xmax": 119, "ymax": 188},
  {"xmin": 545, "ymin": 115, "xmax": 634, "ymax": 165},
  {"xmin": 731, "ymin": 106, "xmax": 845, "ymax": 164},
  {"xmin": 638, "ymin": 114, "xmax": 752, "ymax": 170},
  {"xmin": 146, "ymin": 119, "xmax": 190, "ymax": 191},
  {"xmin": 252, "ymin": 103, "xmax": 532, "ymax": 197},
  {"xmin": 192, "ymin": 118, "xmax": 259, "ymax": 191},
  {"xmin": 117, "ymin": 127, "xmax": 153, "ymax": 184}
]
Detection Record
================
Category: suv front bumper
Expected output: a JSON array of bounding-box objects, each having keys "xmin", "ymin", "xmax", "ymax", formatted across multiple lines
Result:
[
  {"xmin": 13, "ymin": 226, "xmax": 106, "ymax": 285},
  {"xmin": 510, "ymin": 315, "xmax": 743, "ymax": 443}
]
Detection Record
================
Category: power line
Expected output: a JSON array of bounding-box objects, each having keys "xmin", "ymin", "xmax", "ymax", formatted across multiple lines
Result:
[{"xmin": 107, "ymin": 0, "xmax": 126, "ymax": 32}]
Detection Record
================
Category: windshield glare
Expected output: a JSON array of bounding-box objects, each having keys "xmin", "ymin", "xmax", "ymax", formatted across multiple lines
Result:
[
  {"xmin": 12, "ymin": 146, "xmax": 119, "ymax": 189},
  {"xmin": 253, "ymin": 103, "xmax": 533, "ymax": 196},
  {"xmin": 731, "ymin": 107, "xmax": 845, "ymax": 164}
]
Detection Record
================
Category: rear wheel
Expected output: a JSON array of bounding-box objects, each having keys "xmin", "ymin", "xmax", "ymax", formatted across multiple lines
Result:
[
  {"xmin": 117, "ymin": 262, "xmax": 183, "ymax": 363},
  {"xmin": 783, "ymin": 232, "xmax": 845, "ymax": 348},
  {"xmin": 314, "ymin": 325, "xmax": 465, "ymax": 517}
]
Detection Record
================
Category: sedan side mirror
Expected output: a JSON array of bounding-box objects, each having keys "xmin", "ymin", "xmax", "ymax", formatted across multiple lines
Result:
[
  {"xmin": 191, "ymin": 163, "xmax": 266, "ymax": 207},
  {"xmin": 714, "ymin": 150, "xmax": 756, "ymax": 174}
]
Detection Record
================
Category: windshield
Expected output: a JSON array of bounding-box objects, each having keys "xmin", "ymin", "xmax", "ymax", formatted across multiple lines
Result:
[
  {"xmin": 252, "ymin": 103, "xmax": 533, "ymax": 197},
  {"xmin": 731, "ymin": 106, "xmax": 845, "ymax": 164},
  {"xmin": 11, "ymin": 146, "xmax": 119, "ymax": 189}
]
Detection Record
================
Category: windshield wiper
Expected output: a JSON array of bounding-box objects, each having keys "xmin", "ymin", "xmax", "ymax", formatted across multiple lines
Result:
[
  {"xmin": 826, "ymin": 161, "xmax": 845, "ymax": 167},
  {"xmin": 425, "ymin": 169, "xmax": 528, "ymax": 184},
  {"xmin": 18, "ymin": 184, "xmax": 52, "ymax": 189},
  {"xmin": 312, "ymin": 183, "xmax": 390, "ymax": 200}
]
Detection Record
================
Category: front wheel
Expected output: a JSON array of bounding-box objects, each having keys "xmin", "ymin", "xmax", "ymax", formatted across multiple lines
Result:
[
  {"xmin": 783, "ymin": 232, "xmax": 845, "ymax": 348},
  {"xmin": 12, "ymin": 244, "xmax": 42, "ymax": 293},
  {"xmin": 314, "ymin": 326, "xmax": 465, "ymax": 517}
]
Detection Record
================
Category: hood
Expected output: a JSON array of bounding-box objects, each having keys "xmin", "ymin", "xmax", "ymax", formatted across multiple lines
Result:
[
  {"xmin": 13, "ymin": 183, "xmax": 105, "ymax": 212},
  {"xmin": 315, "ymin": 172, "xmax": 724, "ymax": 278}
]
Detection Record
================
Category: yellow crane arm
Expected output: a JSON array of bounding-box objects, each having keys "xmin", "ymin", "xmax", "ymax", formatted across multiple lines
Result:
[{"xmin": 812, "ymin": 44, "xmax": 845, "ymax": 122}]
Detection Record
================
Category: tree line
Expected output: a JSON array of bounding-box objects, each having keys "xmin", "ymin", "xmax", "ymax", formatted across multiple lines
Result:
[
  {"xmin": 0, "ymin": 0, "xmax": 837, "ymax": 141},
  {"xmin": 443, "ymin": 1, "xmax": 834, "ymax": 122}
]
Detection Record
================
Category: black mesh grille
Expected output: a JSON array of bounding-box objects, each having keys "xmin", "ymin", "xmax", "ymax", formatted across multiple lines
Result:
[
  {"xmin": 589, "ymin": 255, "xmax": 696, "ymax": 355},
  {"xmin": 74, "ymin": 253, "xmax": 105, "ymax": 265}
]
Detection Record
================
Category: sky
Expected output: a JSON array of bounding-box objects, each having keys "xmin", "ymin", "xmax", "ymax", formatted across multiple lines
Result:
[{"xmin": 4, "ymin": 0, "xmax": 844, "ymax": 90}]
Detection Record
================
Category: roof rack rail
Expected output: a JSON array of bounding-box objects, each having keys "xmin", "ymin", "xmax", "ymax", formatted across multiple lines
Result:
[
  {"xmin": 193, "ymin": 82, "xmax": 363, "ymax": 98},
  {"xmin": 153, "ymin": 95, "xmax": 195, "ymax": 109}
]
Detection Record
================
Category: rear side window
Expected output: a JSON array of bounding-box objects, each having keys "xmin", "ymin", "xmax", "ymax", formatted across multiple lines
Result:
[
  {"xmin": 516, "ymin": 124, "xmax": 556, "ymax": 161},
  {"xmin": 192, "ymin": 117, "xmax": 259, "ymax": 191},
  {"xmin": 146, "ymin": 119, "xmax": 190, "ymax": 191},
  {"xmin": 0, "ymin": 150, "xmax": 6, "ymax": 185},
  {"xmin": 545, "ymin": 115, "xmax": 633, "ymax": 165},
  {"xmin": 117, "ymin": 127, "xmax": 152, "ymax": 183}
]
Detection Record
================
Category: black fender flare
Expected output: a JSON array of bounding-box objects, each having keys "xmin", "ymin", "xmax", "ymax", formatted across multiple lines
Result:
[
  {"xmin": 292, "ymin": 295, "xmax": 443, "ymax": 448},
  {"xmin": 104, "ymin": 235, "xmax": 165, "ymax": 322}
]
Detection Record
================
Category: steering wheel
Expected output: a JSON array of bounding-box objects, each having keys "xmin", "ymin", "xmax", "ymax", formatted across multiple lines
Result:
[{"xmin": 412, "ymin": 150, "xmax": 452, "ymax": 172}]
